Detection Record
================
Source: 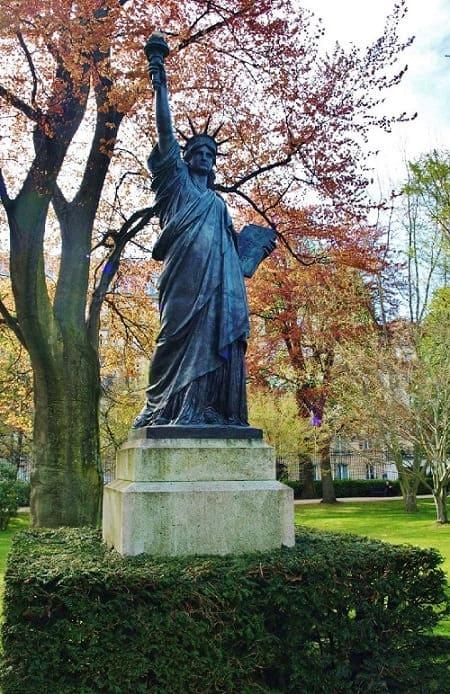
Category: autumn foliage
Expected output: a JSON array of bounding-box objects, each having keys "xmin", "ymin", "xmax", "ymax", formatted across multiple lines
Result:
[
  {"xmin": 246, "ymin": 210, "xmax": 383, "ymax": 500},
  {"xmin": 0, "ymin": 0, "xmax": 412, "ymax": 525}
]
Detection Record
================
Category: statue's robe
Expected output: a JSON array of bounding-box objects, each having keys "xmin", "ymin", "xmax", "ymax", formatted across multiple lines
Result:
[{"xmin": 136, "ymin": 140, "xmax": 249, "ymax": 426}]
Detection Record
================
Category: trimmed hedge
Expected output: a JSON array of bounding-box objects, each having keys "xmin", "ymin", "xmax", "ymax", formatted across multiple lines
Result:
[
  {"xmin": 285, "ymin": 478, "xmax": 433, "ymax": 500},
  {"xmin": 1, "ymin": 528, "xmax": 448, "ymax": 693}
]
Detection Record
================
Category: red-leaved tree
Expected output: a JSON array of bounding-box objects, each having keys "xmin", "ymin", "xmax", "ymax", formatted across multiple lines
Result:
[{"xmin": 247, "ymin": 207, "xmax": 382, "ymax": 501}]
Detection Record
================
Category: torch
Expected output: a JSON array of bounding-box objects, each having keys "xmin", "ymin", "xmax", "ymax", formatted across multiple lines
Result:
[{"xmin": 144, "ymin": 32, "xmax": 170, "ymax": 89}]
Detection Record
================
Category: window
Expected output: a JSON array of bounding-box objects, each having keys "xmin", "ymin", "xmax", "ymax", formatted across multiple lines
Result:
[{"xmin": 335, "ymin": 463, "xmax": 349, "ymax": 480}]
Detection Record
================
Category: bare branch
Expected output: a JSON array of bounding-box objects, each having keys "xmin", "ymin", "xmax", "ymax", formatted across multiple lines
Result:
[
  {"xmin": 185, "ymin": 7, "xmax": 210, "ymax": 35},
  {"xmin": 16, "ymin": 32, "xmax": 38, "ymax": 106},
  {"xmin": 257, "ymin": 180, "xmax": 294, "ymax": 214},
  {"xmin": 87, "ymin": 205, "xmax": 156, "ymax": 347},
  {"xmin": 177, "ymin": 4, "xmax": 253, "ymax": 51},
  {"xmin": 104, "ymin": 295, "xmax": 151, "ymax": 355},
  {"xmin": 217, "ymin": 154, "xmax": 294, "ymax": 194},
  {"xmin": 109, "ymin": 170, "xmax": 144, "ymax": 225},
  {"xmin": 130, "ymin": 238, "xmax": 154, "ymax": 253},
  {"xmin": 177, "ymin": 17, "xmax": 230, "ymax": 50},
  {"xmin": 228, "ymin": 187, "xmax": 317, "ymax": 267}
]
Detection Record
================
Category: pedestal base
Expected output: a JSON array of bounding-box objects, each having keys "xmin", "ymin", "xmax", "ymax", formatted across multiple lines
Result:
[{"xmin": 103, "ymin": 437, "xmax": 294, "ymax": 556}]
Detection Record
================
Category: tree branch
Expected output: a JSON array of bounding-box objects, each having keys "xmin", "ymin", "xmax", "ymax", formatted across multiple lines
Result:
[
  {"xmin": 177, "ymin": 4, "xmax": 253, "ymax": 51},
  {"xmin": 52, "ymin": 40, "xmax": 121, "ymax": 333},
  {"xmin": 109, "ymin": 170, "xmax": 144, "ymax": 225},
  {"xmin": 52, "ymin": 183, "xmax": 69, "ymax": 221},
  {"xmin": 177, "ymin": 18, "xmax": 231, "ymax": 50},
  {"xmin": 87, "ymin": 205, "xmax": 156, "ymax": 347},
  {"xmin": 217, "ymin": 153, "xmax": 294, "ymax": 194},
  {"xmin": 0, "ymin": 299, "xmax": 26, "ymax": 348},
  {"xmin": 0, "ymin": 169, "xmax": 11, "ymax": 210},
  {"xmin": 16, "ymin": 32, "xmax": 38, "ymax": 106},
  {"xmin": 228, "ymin": 187, "xmax": 317, "ymax": 267},
  {"xmin": 103, "ymin": 295, "xmax": 151, "ymax": 356},
  {"xmin": 0, "ymin": 84, "xmax": 41, "ymax": 121},
  {"xmin": 72, "ymin": 64, "xmax": 124, "ymax": 219}
]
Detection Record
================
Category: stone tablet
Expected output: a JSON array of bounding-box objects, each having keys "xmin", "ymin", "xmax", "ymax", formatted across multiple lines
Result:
[{"xmin": 237, "ymin": 223, "xmax": 277, "ymax": 278}]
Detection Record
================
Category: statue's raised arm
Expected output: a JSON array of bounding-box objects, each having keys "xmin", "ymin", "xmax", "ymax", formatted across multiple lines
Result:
[{"xmin": 145, "ymin": 33, "xmax": 174, "ymax": 156}]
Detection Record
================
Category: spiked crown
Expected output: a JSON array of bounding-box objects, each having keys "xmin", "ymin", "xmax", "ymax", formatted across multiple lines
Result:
[{"xmin": 177, "ymin": 116, "xmax": 229, "ymax": 163}]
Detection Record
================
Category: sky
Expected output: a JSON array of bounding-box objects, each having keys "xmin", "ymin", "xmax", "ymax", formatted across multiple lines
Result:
[{"xmin": 301, "ymin": 0, "xmax": 450, "ymax": 193}]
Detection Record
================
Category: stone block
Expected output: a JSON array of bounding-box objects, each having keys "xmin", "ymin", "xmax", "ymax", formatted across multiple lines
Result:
[
  {"xmin": 116, "ymin": 438, "xmax": 275, "ymax": 482},
  {"xmin": 103, "ymin": 436, "xmax": 295, "ymax": 557}
]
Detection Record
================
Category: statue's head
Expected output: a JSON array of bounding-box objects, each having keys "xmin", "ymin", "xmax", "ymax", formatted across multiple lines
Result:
[
  {"xmin": 178, "ymin": 118, "xmax": 228, "ymax": 187},
  {"xmin": 183, "ymin": 134, "xmax": 217, "ymax": 166},
  {"xmin": 185, "ymin": 145, "xmax": 216, "ymax": 190}
]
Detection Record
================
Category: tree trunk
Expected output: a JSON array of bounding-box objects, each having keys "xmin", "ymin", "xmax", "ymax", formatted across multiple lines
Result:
[
  {"xmin": 320, "ymin": 442, "xmax": 337, "ymax": 504},
  {"xmin": 399, "ymin": 475, "xmax": 419, "ymax": 513},
  {"xmin": 2, "ymin": 41, "xmax": 124, "ymax": 528},
  {"xmin": 299, "ymin": 455, "xmax": 317, "ymax": 499},
  {"xmin": 432, "ymin": 485, "xmax": 448, "ymax": 524},
  {"xmin": 30, "ymin": 348, "xmax": 103, "ymax": 527},
  {"xmin": 402, "ymin": 487, "xmax": 418, "ymax": 513}
]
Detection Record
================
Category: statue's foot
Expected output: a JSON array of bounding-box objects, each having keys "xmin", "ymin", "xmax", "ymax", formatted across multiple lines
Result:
[
  {"xmin": 132, "ymin": 407, "xmax": 171, "ymax": 428},
  {"xmin": 203, "ymin": 407, "xmax": 224, "ymax": 424},
  {"xmin": 132, "ymin": 407, "xmax": 154, "ymax": 429},
  {"xmin": 132, "ymin": 414, "xmax": 149, "ymax": 429},
  {"xmin": 226, "ymin": 418, "xmax": 249, "ymax": 427},
  {"xmin": 153, "ymin": 416, "xmax": 170, "ymax": 425}
]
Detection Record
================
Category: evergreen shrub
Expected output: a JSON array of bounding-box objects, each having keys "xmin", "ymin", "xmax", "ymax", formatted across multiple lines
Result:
[
  {"xmin": 1, "ymin": 528, "xmax": 448, "ymax": 693},
  {"xmin": 14, "ymin": 479, "xmax": 31, "ymax": 507},
  {"xmin": 285, "ymin": 478, "xmax": 433, "ymax": 499}
]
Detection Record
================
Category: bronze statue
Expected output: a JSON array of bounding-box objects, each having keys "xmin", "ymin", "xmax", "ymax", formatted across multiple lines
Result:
[{"xmin": 133, "ymin": 33, "xmax": 275, "ymax": 429}]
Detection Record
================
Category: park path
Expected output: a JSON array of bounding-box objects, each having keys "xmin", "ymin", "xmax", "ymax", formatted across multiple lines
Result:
[{"xmin": 294, "ymin": 495, "xmax": 433, "ymax": 505}]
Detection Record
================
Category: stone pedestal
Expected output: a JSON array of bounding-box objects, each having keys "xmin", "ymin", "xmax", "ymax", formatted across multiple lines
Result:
[{"xmin": 102, "ymin": 428, "xmax": 295, "ymax": 557}]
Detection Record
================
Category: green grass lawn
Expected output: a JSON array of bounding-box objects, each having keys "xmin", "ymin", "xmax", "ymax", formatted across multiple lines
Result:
[
  {"xmin": 0, "ymin": 513, "xmax": 30, "ymax": 603},
  {"xmin": 295, "ymin": 498, "xmax": 450, "ymax": 637}
]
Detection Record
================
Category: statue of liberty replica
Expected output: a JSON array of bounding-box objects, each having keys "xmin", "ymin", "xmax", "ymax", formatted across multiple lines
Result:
[
  {"xmin": 134, "ymin": 33, "xmax": 275, "ymax": 430},
  {"xmin": 103, "ymin": 33, "xmax": 292, "ymax": 557}
]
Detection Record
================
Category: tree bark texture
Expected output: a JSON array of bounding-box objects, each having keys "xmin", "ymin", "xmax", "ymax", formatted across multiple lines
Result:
[
  {"xmin": 402, "ymin": 487, "xmax": 418, "ymax": 513},
  {"xmin": 399, "ymin": 475, "xmax": 419, "ymax": 513},
  {"xmin": 9, "ymin": 200, "xmax": 104, "ymax": 527},
  {"xmin": 31, "ymin": 349, "xmax": 102, "ymax": 527},
  {"xmin": 299, "ymin": 456, "xmax": 317, "ymax": 499},
  {"xmin": 320, "ymin": 442, "xmax": 337, "ymax": 504},
  {"xmin": 433, "ymin": 486, "xmax": 448, "ymax": 524}
]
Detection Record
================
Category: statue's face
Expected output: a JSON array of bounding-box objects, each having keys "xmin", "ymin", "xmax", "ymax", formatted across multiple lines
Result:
[{"xmin": 187, "ymin": 145, "xmax": 215, "ymax": 175}]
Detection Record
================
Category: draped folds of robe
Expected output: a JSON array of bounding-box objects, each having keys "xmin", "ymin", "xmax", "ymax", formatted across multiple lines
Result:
[{"xmin": 133, "ymin": 139, "xmax": 250, "ymax": 427}]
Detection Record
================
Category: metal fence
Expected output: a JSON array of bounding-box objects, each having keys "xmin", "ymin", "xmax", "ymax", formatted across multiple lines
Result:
[
  {"xmin": 282, "ymin": 450, "xmax": 399, "ymax": 482},
  {"xmin": 11, "ymin": 449, "xmax": 400, "ymax": 485}
]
